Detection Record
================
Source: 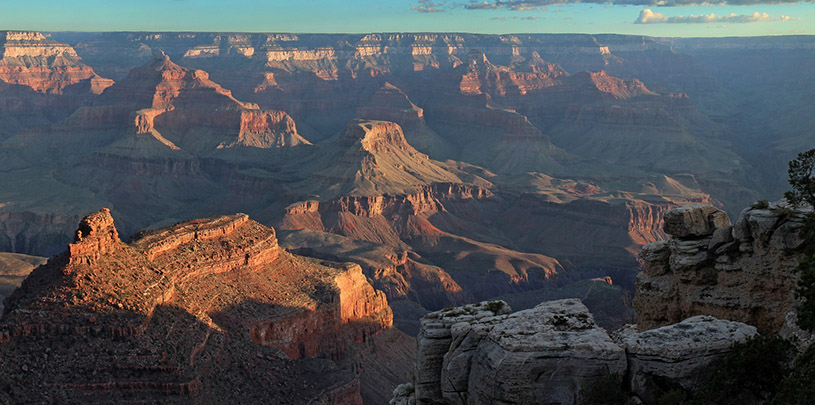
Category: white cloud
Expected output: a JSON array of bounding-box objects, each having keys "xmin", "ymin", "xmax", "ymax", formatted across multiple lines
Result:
[{"xmin": 635, "ymin": 8, "xmax": 797, "ymax": 23}]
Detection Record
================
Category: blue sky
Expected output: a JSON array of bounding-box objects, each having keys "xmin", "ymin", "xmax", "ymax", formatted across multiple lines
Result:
[{"xmin": 0, "ymin": 0, "xmax": 812, "ymax": 37}]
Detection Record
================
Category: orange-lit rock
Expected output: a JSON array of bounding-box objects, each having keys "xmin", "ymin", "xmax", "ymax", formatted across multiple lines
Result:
[{"xmin": 0, "ymin": 209, "xmax": 399, "ymax": 403}]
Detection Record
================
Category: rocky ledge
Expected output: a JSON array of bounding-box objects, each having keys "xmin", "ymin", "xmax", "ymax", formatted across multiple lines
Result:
[
  {"xmin": 635, "ymin": 201, "xmax": 810, "ymax": 334},
  {"xmin": 393, "ymin": 299, "xmax": 756, "ymax": 405}
]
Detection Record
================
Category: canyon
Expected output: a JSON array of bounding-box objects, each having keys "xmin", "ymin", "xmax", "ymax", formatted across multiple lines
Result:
[
  {"xmin": 1, "ymin": 30, "xmax": 811, "ymax": 335},
  {"xmin": 0, "ymin": 30, "xmax": 814, "ymax": 403}
]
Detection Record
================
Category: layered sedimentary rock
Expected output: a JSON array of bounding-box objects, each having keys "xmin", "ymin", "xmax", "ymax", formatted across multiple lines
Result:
[
  {"xmin": 0, "ymin": 32, "xmax": 113, "ymax": 141},
  {"xmin": 280, "ymin": 181, "xmax": 566, "ymax": 304},
  {"xmin": 406, "ymin": 299, "xmax": 627, "ymax": 405},
  {"xmin": 0, "ymin": 31, "xmax": 112, "ymax": 94},
  {"xmin": 635, "ymin": 201, "xmax": 808, "ymax": 333},
  {"xmin": 0, "ymin": 209, "xmax": 398, "ymax": 403},
  {"xmin": 299, "ymin": 119, "xmax": 467, "ymax": 199},
  {"xmin": 355, "ymin": 82, "xmax": 451, "ymax": 155},
  {"xmin": 0, "ymin": 211, "xmax": 84, "ymax": 256}
]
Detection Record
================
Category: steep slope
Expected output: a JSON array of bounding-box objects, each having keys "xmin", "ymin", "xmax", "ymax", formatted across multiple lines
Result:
[
  {"xmin": 297, "ymin": 119, "xmax": 470, "ymax": 199},
  {"xmin": 2, "ymin": 52, "xmax": 310, "ymax": 167},
  {"xmin": 0, "ymin": 252, "xmax": 46, "ymax": 312},
  {"xmin": 0, "ymin": 209, "xmax": 405, "ymax": 403},
  {"xmin": 355, "ymin": 82, "xmax": 452, "ymax": 155}
]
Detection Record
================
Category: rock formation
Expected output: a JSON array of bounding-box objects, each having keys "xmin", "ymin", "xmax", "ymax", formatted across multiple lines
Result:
[
  {"xmin": 0, "ymin": 31, "xmax": 112, "ymax": 95},
  {"xmin": 0, "ymin": 209, "xmax": 407, "ymax": 403},
  {"xmin": 408, "ymin": 299, "xmax": 627, "ymax": 405},
  {"xmin": 635, "ymin": 201, "xmax": 809, "ymax": 333},
  {"xmin": 300, "ymin": 120, "xmax": 466, "ymax": 198},
  {"xmin": 623, "ymin": 315, "xmax": 757, "ymax": 403},
  {"xmin": 395, "ymin": 298, "xmax": 758, "ymax": 405}
]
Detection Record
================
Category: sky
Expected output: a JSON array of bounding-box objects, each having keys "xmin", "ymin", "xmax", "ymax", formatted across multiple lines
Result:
[{"xmin": 0, "ymin": 0, "xmax": 812, "ymax": 37}]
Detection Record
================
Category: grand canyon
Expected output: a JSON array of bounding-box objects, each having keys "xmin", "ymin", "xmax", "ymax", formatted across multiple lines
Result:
[{"xmin": 1, "ymin": 29, "xmax": 814, "ymax": 403}]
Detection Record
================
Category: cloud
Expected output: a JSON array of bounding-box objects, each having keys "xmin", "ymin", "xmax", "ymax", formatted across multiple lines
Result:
[
  {"xmin": 490, "ymin": 15, "xmax": 540, "ymax": 20},
  {"xmin": 412, "ymin": 0, "xmax": 446, "ymax": 13},
  {"xmin": 635, "ymin": 8, "xmax": 797, "ymax": 23},
  {"xmin": 440, "ymin": 0, "xmax": 813, "ymax": 10}
]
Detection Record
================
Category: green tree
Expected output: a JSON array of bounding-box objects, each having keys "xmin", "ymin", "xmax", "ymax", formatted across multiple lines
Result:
[
  {"xmin": 785, "ymin": 148, "xmax": 815, "ymax": 208},
  {"xmin": 784, "ymin": 149, "xmax": 815, "ymax": 332}
]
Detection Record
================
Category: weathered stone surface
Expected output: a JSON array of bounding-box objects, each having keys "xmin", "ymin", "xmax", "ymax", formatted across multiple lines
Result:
[
  {"xmin": 640, "ymin": 240, "xmax": 670, "ymax": 276},
  {"xmin": 390, "ymin": 383, "xmax": 416, "ymax": 405},
  {"xmin": 467, "ymin": 299, "xmax": 626, "ymax": 405},
  {"xmin": 636, "ymin": 201, "xmax": 811, "ymax": 333},
  {"xmin": 412, "ymin": 299, "xmax": 625, "ymax": 405},
  {"xmin": 669, "ymin": 238, "xmax": 711, "ymax": 274},
  {"xmin": 625, "ymin": 315, "xmax": 757, "ymax": 403},
  {"xmin": 662, "ymin": 204, "xmax": 730, "ymax": 239},
  {"xmin": 708, "ymin": 225, "xmax": 734, "ymax": 252},
  {"xmin": 414, "ymin": 300, "xmax": 511, "ymax": 404}
]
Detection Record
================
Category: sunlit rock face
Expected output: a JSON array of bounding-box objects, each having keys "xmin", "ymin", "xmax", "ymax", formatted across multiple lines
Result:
[
  {"xmin": 0, "ymin": 209, "xmax": 395, "ymax": 403},
  {"xmin": 0, "ymin": 31, "xmax": 112, "ymax": 94}
]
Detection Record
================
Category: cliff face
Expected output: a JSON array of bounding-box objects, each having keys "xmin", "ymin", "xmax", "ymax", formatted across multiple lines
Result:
[
  {"xmin": 0, "ymin": 209, "xmax": 397, "ymax": 403},
  {"xmin": 0, "ymin": 31, "xmax": 112, "ymax": 95},
  {"xmin": 280, "ymin": 182, "xmax": 565, "ymax": 303},
  {"xmin": 635, "ymin": 202, "xmax": 808, "ymax": 334}
]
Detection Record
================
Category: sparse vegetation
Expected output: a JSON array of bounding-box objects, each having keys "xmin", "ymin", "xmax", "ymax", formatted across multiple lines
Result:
[
  {"xmin": 690, "ymin": 334, "xmax": 795, "ymax": 404},
  {"xmin": 485, "ymin": 300, "xmax": 505, "ymax": 314},
  {"xmin": 784, "ymin": 149, "xmax": 815, "ymax": 332},
  {"xmin": 785, "ymin": 149, "xmax": 815, "ymax": 208},
  {"xmin": 751, "ymin": 199, "xmax": 770, "ymax": 209}
]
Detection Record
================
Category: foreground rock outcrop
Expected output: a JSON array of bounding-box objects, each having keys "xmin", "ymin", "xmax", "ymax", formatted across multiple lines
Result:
[
  {"xmin": 623, "ymin": 315, "xmax": 757, "ymax": 403},
  {"xmin": 410, "ymin": 299, "xmax": 627, "ymax": 405},
  {"xmin": 396, "ymin": 299, "xmax": 757, "ymax": 405},
  {"xmin": 0, "ymin": 209, "xmax": 404, "ymax": 403},
  {"xmin": 635, "ymin": 202, "xmax": 809, "ymax": 333}
]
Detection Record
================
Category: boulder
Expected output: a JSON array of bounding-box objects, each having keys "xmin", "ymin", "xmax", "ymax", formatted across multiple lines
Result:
[
  {"xmin": 663, "ymin": 204, "xmax": 730, "ymax": 239},
  {"xmin": 624, "ymin": 315, "xmax": 757, "ymax": 403},
  {"xmin": 466, "ymin": 299, "xmax": 627, "ymax": 404}
]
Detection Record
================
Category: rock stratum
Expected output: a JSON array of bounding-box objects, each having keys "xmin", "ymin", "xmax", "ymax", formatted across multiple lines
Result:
[
  {"xmin": 635, "ymin": 202, "xmax": 809, "ymax": 335},
  {"xmin": 0, "ymin": 209, "xmax": 413, "ymax": 403}
]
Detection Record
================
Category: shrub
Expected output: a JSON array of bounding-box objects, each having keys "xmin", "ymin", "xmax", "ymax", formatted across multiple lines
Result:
[
  {"xmin": 772, "ymin": 345, "xmax": 815, "ymax": 404},
  {"xmin": 751, "ymin": 199, "xmax": 770, "ymax": 209},
  {"xmin": 485, "ymin": 300, "xmax": 505, "ymax": 314},
  {"xmin": 692, "ymin": 334, "xmax": 794, "ymax": 404}
]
